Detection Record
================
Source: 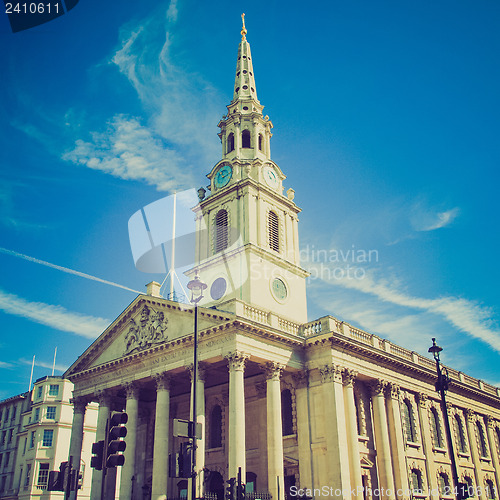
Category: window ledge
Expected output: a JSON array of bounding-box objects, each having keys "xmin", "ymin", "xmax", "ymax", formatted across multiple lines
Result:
[
  {"xmin": 406, "ymin": 441, "xmax": 420, "ymax": 449},
  {"xmin": 433, "ymin": 446, "xmax": 447, "ymax": 454}
]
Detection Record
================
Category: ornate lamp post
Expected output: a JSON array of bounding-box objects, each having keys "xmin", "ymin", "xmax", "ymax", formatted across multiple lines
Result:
[
  {"xmin": 428, "ymin": 338, "xmax": 468, "ymax": 500},
  {"xmin": 187, "ymin": 273, "xmax": 207, "ymax": 500}
]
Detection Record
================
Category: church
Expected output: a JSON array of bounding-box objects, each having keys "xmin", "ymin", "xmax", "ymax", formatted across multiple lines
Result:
[{"xmin": 64, "ymin": 17, "xmax": 500, "ymax": 500}]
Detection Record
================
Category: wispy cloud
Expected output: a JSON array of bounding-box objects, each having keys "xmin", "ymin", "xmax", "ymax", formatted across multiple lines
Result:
[
  {"xmin": 410, "ymin": 203, "xmax": 460, "ymax": 232},
  {"xmin": 314, "ymin": 269, "xmax": 500, "ymax": 353},
  {"xmin": 64, "ymin": 2, "xmax": 221, "ymax": 192},
  {"xmin": 64, "ymin": 115, "xmax": 193, "ymax": 191},
  {"xmin": 0, "ymin": 361, "xmax": 14, "ymax": 369},
  {"xmin": 0, "ymin": 289, "xmax": 109, "ymax": 339}
]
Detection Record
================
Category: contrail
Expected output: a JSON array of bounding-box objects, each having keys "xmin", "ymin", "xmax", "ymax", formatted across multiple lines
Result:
[{"xmin": 0, "ymin": 247, "xmax": 141, "ymax": 294}]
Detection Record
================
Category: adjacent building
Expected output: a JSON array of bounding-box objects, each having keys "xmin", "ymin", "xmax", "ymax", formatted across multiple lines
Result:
[
  {"xmin": 57, "ymin": 17, "xmax": 500, "ymax": 500},
  {"xmin": 0, "ymin": 376, "xmax": 97, "ymax": 500}
]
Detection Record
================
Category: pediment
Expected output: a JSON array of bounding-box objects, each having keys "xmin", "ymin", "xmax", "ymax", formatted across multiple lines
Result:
[{"xmin": 64, "ymin": 295, "xmax": 234, "ymax": 377}]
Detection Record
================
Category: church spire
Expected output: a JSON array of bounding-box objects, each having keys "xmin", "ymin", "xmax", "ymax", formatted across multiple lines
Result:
[
  {"xmin": 232, "ymin": 12, "xmax": 259, "ymax": 104},
  {"xmin": 218, "ymin": 15, "xmax": 273, "ymax": 162}
]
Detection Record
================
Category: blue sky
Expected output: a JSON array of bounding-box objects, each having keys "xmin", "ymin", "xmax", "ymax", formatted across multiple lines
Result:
[{"xmin": 1, "ymin": 0, "xmax": 499, "ymax": 399}]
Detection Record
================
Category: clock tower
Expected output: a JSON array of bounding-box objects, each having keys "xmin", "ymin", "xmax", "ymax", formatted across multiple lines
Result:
[{"xmin": 190, "ymin": 15, "xmax": 309, "ymax": 324}]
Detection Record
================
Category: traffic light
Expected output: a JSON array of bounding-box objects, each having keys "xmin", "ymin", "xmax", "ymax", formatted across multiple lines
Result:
[
  {"xmin": 90, "ymin": 440, "xmax": 104, "ymax": 470},
  {"xmin": 226, "ymin": 477, "xmax": 236, "ymax": 500},
  {"xmin": 236, "ymin": 482, "xmax": 246, "ymax": 500},
  {"xmin": 47, "ymin": 461, "xmax": 68, "ymax": 491},
  {"xmin": 106, "ymin": 412, "xmax": 128, "ymax": 468}
]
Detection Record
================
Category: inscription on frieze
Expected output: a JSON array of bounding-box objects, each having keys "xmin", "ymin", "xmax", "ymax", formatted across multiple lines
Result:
[{"xmin": 124, "ymin": 305, "xmax": 169, "ymax": 355}]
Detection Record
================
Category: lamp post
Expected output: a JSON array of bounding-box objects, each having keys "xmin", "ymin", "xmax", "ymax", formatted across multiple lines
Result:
[
  {"xmin": 187, "ymin": 273, "xmax": 207, "ymax": 500},
  {"xmin": 428, "ymin": 338, "xmax": 468, "ymax": 500}
]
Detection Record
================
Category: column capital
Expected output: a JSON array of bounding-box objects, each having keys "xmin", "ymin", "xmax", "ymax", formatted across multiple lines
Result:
[
  {"xmin": 342, "ymin": 368, "xmax": 357, "ymax": 388},
  {"xmin": 485, "ymin": 415, "xmax": 496, "ymax": 429},
  {"xmin": 70, "ymin": 396, "xmax": 88, "ymax": 414},
  {"xmin": 153, "ymin": 372, "xmax": 172, "ymax": 391},
  {"xmin": 225, "ymin": 351, "xmax": 249, "ymax": 372},
  {"xmin": 95, "ymin": 389, "xmax": 114, "ymax": 407},
  {"xmin": 292, "ymin": 370, "xmax": 309, "ymax": 389},
  {"xmin": 263, "ymin": 362, "xmax": 284, "ymax": 381},
  {"xmin": 465, "ymin": 408, "xmax": 475, "ymax": 422},
  {"xmin": 186, "ymin": 362, "xmax": 208, "ymax": 382},
  {"xmin": 384, "ymin": 382, "xmax": 400, "ymax": 400},
  {"xmin": 124, "ymin": 381, "xmax": 140, "ymax": 400},
  {"xmin": 368, "ymin": 379, "xmax": 387, "ymax": 396},
  {"xmin": 319, "ymin": 364, "xmax": 343, "ymax": 384},
  {"xmin": 415, "ymin": 392, "xmax": 428, "ymax": 408}
]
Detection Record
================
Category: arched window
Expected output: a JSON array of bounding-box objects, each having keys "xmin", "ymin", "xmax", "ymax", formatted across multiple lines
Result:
[
  {"xmin": 242, "ymin": 129, "xmax": 251, "ymax": 148},
  {"xmin": 227, "ymin": 133, "xmax": 234, "ymax": 153},
  {"xmin": 410, "ymin": 469, "xmax": 423, "ymax": 494},
  {"xmin": 209, "ymin": 405, "xmax": 222, "ymax": 448},
  {"xmin": 214, "ymin": 209, "xmax": 228, "ymax": 253},
  {"xmin": 486, "ymin": 479, "xmax": 496, "ymax": 499},
  {"xmin": 177, "ymin": 480, "xmax": 188, "ymax": 498},
  {"xmin": 454, "ymin": 414, "xmax": 467, "ymax": 453},
  {"xmin": 258, "ymin": 134, "xmax": 263, "ymax": 151},
  {"xmin": 438, "ymin": 473, "xmax": 450, "ymax": 497},
  {"xmin": 268, "ymin": 211, "xmax": 280, "ymax": 252},
  {"xmin": 477, "ymin": 421, "xmax": 489, "ymax": 458},
  {"xmin": 281, "ymin": 389, "xmax": 293, "ymax": 436},
  {"xmin": 402, "ymin": 399, "xmax": 416, "ymax": 442},
  {"xmin": 431, "ymin": 408, "xmax": 444, "ymax": 448}
]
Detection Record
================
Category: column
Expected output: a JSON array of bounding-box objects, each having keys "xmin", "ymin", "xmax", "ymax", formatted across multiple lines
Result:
[
  {"xmin": 234, "ymin": 119, "xmax": 241, "ymax": 157},
  {"xmin": 293, "ymin": 371, "xmax": 313, "ymax": 490},
  {"xmin": 342, "ymin": 370, "xmax": 363, "ymax": 497},
  {"xmin": 465, "ymin": 409, "xmax": 485, "ymax": 498},
  {"xmin": 225, "ymin": 351, "xmax": 249, "ymax": 479},
  {"xmin": 485, "ymin": 417, "xmax": 500, "ymax": 497},
  {"xmin": 68, "ymin": 397, "xmax": 87, "ymax": 500},
  {"xmin": 152, "ymin": 373, "xmax": 171, "ymax": 500},
  {"xmin": 188, "ymin": 363, "xmax": 207, "ymax": 499},
  {"xmin": 319, "ymin": 364, "xmax": 351, "ymax": 499},
  {"xmin": 91, "ymin": 390, "xmax": 112, "ymax": 500},
  {"xmin": 120, "ymin": 382, "xmax": 140, "ymax": 500},
  {"xmin": 368, "ymin": 380, "xmax": 395, "ymax": 500},
  {"xmin": 264, "ymin": 362, "xmax": 285, "ymax": 500},
  {"xmin": 385, "ymin": 383, "xmax": 410, "ymax": 500}
]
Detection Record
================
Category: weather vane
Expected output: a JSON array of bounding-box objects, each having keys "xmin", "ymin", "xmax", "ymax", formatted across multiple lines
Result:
[{"xmin": 241, "ymin": 13, "xmax": 247, "ymax": 40}]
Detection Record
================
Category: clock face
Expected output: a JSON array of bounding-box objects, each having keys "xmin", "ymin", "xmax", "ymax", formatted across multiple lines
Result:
[
  {"xmin": 271, "ymin": 277, "xmax": 288, "ymax": 301},
  {"xmin": 214, "ymin": 164, "xmax": 233, "ymax": 189},
  {"xmin": 263, "ymin": 165, "xmax": 278, "ymax": 188}
]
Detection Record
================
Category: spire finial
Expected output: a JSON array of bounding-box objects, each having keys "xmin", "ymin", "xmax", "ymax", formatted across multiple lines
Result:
[{"xmin": 241, "ymin": 13, "xmax": 247, "ymax": 40}]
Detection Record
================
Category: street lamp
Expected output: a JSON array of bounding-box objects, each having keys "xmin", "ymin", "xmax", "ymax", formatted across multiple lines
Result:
[
  {"xmin": 428, "ymin": 338, "xmax": 468, "ymax": 500},
  {"xmin": 187, "ymin": 273, "xmax": 207, "ymax": 500}
]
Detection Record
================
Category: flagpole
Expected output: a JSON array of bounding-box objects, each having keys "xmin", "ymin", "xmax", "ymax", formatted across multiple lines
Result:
[{"xmin": 52, "ymin": 347, "xmax": 57, "ymax": 376}]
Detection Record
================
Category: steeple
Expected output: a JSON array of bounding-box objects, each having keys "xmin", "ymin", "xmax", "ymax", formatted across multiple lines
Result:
[
  {"xmin": 232, "ymin": 13, "xmax": 259, "ymax": 104},
  {"xmin": 218, "ymin": 14, "xmax": 273, "ymax": 162}
]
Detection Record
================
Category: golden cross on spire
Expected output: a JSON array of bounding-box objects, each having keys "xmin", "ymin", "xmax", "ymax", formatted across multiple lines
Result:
[{"xmin": 241, "ymin": 13, "xmax": 247, "ymax": 39}]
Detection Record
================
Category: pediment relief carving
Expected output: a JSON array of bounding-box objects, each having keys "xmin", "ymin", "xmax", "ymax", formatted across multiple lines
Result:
[{"xmin": 124, "ymin": 305, "xmax": 169, "ymax": 355}]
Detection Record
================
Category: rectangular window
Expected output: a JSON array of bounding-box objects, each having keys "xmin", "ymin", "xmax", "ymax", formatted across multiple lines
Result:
[
  {"xmin": 30, "ymin": 431, "xmax": 36, "ymax": 448},
  {"xmin": 37, "ymin": 386, "xmax": 43, "ymax": 399},
  {"xmin": 42, "ymin": 429, "xmax": 53, "ymax": 447},
  {"xmin": 4, "ymin": 452, "xmax": 9, "ymax": 468},
  {"xmin": 8, "ymin": 429, "xmax": 12, "ymax": 443},
  {"xmin": 1, "ymin": 431, "xmax": 5, "ymax": 446},
  {"xmin": 4, "ymin": 409, "xmax": 9, "ymax": 421},
  {"xmin": 23, "ymin": 438, "xmax": 27, "ymax": 455},
  {"xmin": 34, "ymin": 408, "xmax": 40, "ymax": 421},
  {"xmin": 11, "ymin": 406, "xmax": 16, "ymax": 420},
  {"xmin": 0, "ymin": 454, "xmax": 3, "ymax": 468},
  {"xmin": 48, "ymin": 385, "xmax": 59, "ymax": 396},
  {"xmin": 46, "ymin": 407, "xmax": 56, "ymax": 420},
  {"xmin": 37, "ymin": 463, "xmax": 49, "ymax": 489},
  {"xmin": 0, "ymin": 410, "xmax": 2, "ymax": 422},
  {"xmin": 25, "ymin": 464, "xmax": 31, "ymax": 488}
]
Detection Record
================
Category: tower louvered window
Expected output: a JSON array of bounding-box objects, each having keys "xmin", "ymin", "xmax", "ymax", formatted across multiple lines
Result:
[
  {"xmin": 269, "ymin": 211, "xmax": 280, "ymax": 252},
  {"xmin": 258, "ymin": 134, "xmax": 263, "ymax": 151},
  {"xmin": 214, "ymin": 209, "xmax": 228, "ymax": 253}
]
